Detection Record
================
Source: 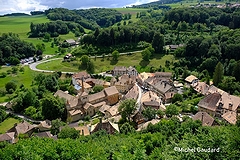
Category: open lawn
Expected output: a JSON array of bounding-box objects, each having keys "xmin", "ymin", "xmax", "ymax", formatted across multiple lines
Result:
[
  {"xmin": 36, "ymin": 52, "xmax": 176, "ymax": 73},
  {"xmin": 0, "ymin": 118, "xmax": 21, "ymax": 134}
]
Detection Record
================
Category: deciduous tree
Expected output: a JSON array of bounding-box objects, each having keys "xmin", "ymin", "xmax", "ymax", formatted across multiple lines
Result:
[{"xmin": 213, "ymin": 62, "xmax": 224, "ymax": 86}]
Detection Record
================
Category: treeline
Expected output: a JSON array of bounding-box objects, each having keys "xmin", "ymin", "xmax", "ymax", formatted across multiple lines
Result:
[
  {"xmin": 3, "ymin": 13, "xmax": 29, "ymax": 17},
  {"xmin": 164, "ymin": 7, "xmax": 240, "ymax": 29},
  {"xmin": 0, "ymin": 33, "xmax": 36, "ymax": 65},
  {"xmin": 29, "ymin": 21, "xmax": 85, "ymax": 37},
  {"xmin": 45, "ymin": 8, "xmax": 122, "ymax": 29},
  {"xmin": 0, "ymin": 118, "xmax": 239, "ymax": 159}
]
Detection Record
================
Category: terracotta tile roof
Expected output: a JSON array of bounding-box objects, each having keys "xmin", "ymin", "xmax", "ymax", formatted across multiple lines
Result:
[
  {"xmin": 83, "ymin": 103, "xmax": 92, "ymax": 110},
  {"xmin": 54, "ymin": 90, "xmax": 78, "ymax": 108},
  {"xmin": 222, "ymin": 111, "xmax": 237, "ymax": 124},
  {"xmin": 104, "ymin": 86, "xmax": 119, "ymax": 96},
  {"xmin": 123, "ymin": 85, "xmax": 139, "ymax": 100},
  {"xmin": 218, "ymin": 92, "xmax": 240, "ymax": 111},
  {"xmin": 99, "ymin": 104, "xmax": 111, "ymax": 113},
  {"xmin": 92, "ymin": 101, "xmax": 106, "ymax": 108},
  {"xmin": 106, "ymin": 104, "xmax": 119, "ymax": 117},
  {"xmin": 192, "ymin": 112, "xmax": 215, "ymax": 126},
  {"xmin": 0, "ymin": 132, "xmax": 15, "ymax": 142},
  {"xmin": 137, "ymin": 119, "xmax": 160, "ymax": 131},
  {"xmin": 143, "ymin": 100, "xmax": 160, "ymax": 107},
  {"xmin": 88, "ymin": 91, "xmax": 106, "ymax": 103},
  {"xmin": 164, "ymin": 92, "xmax": 176, "ymax": 100},
  {"xmin": 8, "ymin": 121, "xmax": 35, "ymax": 136},
  {"xmin": 54, "ymin": 90, "xmax": 74, "ymax": 101},
  {"xmin": 113, "ymin": 66, "xmax": 127, "ymax": 71},
  {"xmin": 72, "ymin": 71, "xmax": 90, "ymax": 79},
  {"xmin": 185, "ymin": 75, "xmax": 198, "ymax": 83},
  {"xmin": 77, "ymin": 80, "xmax": 92, "ymax": 89},
  {"xmin": 69, "ymin": 109, "xmax": 83, "ymax": 116},
  {"xmin": 38, "ymin": 120, "xmax": 51, "ymax": 129},
  {"xmin": 194, "ymin": 82, "xmax": 209, "ymax": 95},
  {"xmin": 138, "ymin": 72, "xmax": 154, "ymax": 82},
  {"xmin": 154, "ymin": 72, "xmax": 172, "ymax": 78},
  {"xmin": 33, "ymin": 131, "xmax": 53, "ymax": 138},
  {"xmin": 198, "ymin": 93, "xmax": 221, "ymax": 111}
]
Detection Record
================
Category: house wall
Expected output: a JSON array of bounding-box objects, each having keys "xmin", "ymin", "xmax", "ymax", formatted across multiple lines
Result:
[
  {"xmin": 107, "ymin": 94, "xmax": 119, "ymax": 105},
  {"xmin": 198, "ymin": 107, "xmax": 216, "ymax": 117}
]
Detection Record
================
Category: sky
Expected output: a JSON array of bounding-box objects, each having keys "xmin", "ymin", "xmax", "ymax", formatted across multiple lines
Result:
[{"xmin": 0, "ymin": 0, "xmax": 159, "ymax": 15}]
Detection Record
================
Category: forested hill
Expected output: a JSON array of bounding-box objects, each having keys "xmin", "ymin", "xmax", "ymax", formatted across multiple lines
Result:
[
  {"xmin": 132, "ymin": 0, "xmax": 181, "ymax": 8},
  {"xmin": 29, "ymin": 8, "xmax": 123, "ymax": 38},
  {"xmin": 45, "ymin": 8, "xmax": 122, "ymax": 28},
  {"xmin": 0, "ymin": 33, "xmax": 36, "ymax": 65}
]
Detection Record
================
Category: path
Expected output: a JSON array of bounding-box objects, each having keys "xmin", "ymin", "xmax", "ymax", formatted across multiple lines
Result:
[{"xmin": 5, "ymin": 110, "xmax": 41, "ymax": 124}]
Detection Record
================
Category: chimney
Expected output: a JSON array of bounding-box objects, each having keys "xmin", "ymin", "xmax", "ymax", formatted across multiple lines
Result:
[
  {"xmin": 229, "ymin": 102, "xmax": 233, "ymax": 111},
  {"xmin": 201, "ymin": 112, "xmax": 204, "ymax": 125}
]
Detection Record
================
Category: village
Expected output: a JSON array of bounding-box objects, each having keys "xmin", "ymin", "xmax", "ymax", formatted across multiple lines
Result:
[{"xmin": 0, "ymin": 66, "xmax": 240, "ymax": 143}]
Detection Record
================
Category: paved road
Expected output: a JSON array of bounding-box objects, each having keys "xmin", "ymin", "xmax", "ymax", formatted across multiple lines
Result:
[
  {"xmin": 135, "ymin": 82, "xmax": 143, "ymax": 111},
  {"xmin": 29, "ymin": 50, "xmax": 143, "ymax": 74},
  {"xmin": 29, "ymin": 58, "xmax": 76, "ymax": 74},
  {"xmin": 6, "ymin": 110, "xmax": 41, "ymax": 124}
]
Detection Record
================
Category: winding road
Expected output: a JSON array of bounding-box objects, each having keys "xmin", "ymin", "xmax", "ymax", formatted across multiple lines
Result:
[
  {"xmin": 29, "ymin": 58, "xmax": 76, "ymax": 74},
  {"xmin": 28, "ymin": 50, "xmax": 142, "ymax": 74}
]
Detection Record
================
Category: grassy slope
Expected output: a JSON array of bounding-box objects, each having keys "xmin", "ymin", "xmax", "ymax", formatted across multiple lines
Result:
[
  {"xmin": 0, "ymin": 15, "xmax": 77, "ymax": 55},
  {"xmin": 115, "ymin": 8, "xmax": 149, "ymax": 24},
  {"xmin": 0, "ymin": 66, "xmax": 38, "ymax": 103},
  {"xmin": 0, "ymin": 118, "xmax": 21, "ymax": 134},
  {"xmin": 37, "ymin": 52, "xmax": 176, "ymax": 73}
]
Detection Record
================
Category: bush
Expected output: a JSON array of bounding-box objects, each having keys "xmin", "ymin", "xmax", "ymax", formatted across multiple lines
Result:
[
  {"xmin": 0, "ymin": 72, "xmax": 7, "ymax": 78},
  {"xmin": 5, "ymin": 81, "xmax": 17, "ymax": 94}
]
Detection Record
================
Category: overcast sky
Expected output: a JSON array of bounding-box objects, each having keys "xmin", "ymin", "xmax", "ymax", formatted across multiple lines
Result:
[{"xmin": 0, "ymin": 0, "xmax": 158, "ymax": 15}]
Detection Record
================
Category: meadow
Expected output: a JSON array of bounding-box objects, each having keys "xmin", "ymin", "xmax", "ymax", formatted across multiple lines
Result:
[
  {"xmin": 0, "ymin": 118, "xmax": 21, "ymax": 134},
  {"xmin": 0, "ymin": 15, "xmax": 77, "ymax": 55},
  {"xmin": 36, "ymin": 52, "xmax": 176, "ymax": 73},
  {"xmin": 0, "ymin": 66, "xmax": 38, "ymax": 103}
]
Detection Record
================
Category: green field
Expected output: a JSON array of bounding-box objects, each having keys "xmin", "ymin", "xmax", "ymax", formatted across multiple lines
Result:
[
  {"xmin": 36, "ymin": 52, "xmax": 176, "ymax": 73},
  {"xmin": 168, "ymin": 0, "xmax": 227, "ymax": 8},
  {"xmin": 0, "ymin": 118, "xmax": 21, "ymax": 134},
  {"xmin": 115, "ymin": 8, "xmax": 149, "ymax": 24},
  {"xmin": 0, "ymin": 66, "xmax": 38, "ymax": 103},
  {"xmin": 0, "ymin": 15, "xmax": 78, "ymax": 55}
]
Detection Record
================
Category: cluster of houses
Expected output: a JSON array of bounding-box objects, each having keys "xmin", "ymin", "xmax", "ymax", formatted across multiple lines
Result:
[
  {"xmin": 185, "ymin": 75, "xmax": 240, "ymax": 126},
  {"xmin": 1, "ymin": 66, "xmax": 240, "ymax": 143}
]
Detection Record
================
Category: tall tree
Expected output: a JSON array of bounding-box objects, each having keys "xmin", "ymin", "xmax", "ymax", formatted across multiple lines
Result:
[
  {"xmin": 118, "ymin": 99, "xmax": 137, "ymax": 122},
  {"xmin": 152, "ymin": 32, "xmax": 164, "ymax": 53},
  {"xmin": 141, "ymin": 48, "xmax": 151, "ymax": 61},
  {"xmin": 112, "ymin": 50, "xmax": 120, "ymax": 61},
  {"xmin": 41, "ymin": 95, "xmax": 65, "ymax": 120},
  {"xmin": 233, "ymin": 61, "xmax": 240, "ymax": 81},
  {"xmin": 213, "ymin": 62, "xmax": 224, "ymax": 86}
]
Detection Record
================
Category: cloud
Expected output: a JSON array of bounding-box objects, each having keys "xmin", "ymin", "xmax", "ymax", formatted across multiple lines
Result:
[
  {"xmin": 0, "ymin": 0, "xmax": 159, "ymax": 15},
  {"xmin": 0, "ymin": 0, "xmax": 48, "ymax": 14}
]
